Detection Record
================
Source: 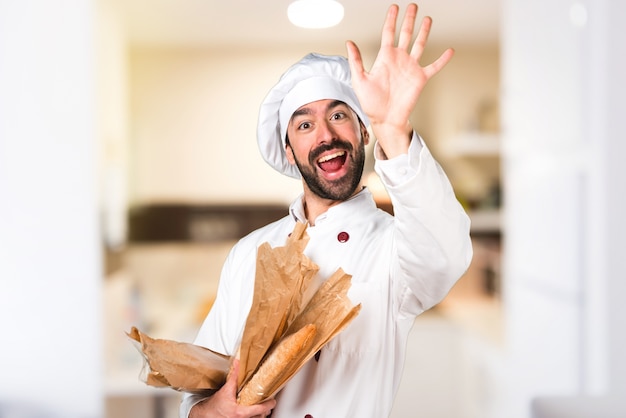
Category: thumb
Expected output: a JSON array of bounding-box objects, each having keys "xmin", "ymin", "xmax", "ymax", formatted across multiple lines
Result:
[
  {"xmin": 346, "ymin": 40, "xmax": 365, "ymax": 83},
  {"xmin": 223, "ymin": 358, "xmax": 240, "ymax": 398}
]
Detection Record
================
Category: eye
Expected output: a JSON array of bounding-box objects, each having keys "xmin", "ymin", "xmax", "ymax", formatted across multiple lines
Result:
[
  {"xmin": 297, "ymin": 121, "xmax": 311, "ymax": 130},
  {"xmin": 331, "ymin": 111, "xmax": 346, "ymax": 121}
]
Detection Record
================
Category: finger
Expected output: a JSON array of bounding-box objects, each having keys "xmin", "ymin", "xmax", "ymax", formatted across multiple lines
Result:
[
  {"xmin": 248, "ymin": 398, "xmax": 277, "ymax": 417},
  {"xmin": 410, "ymin": 16, "xmax": 432, "ymax": 59},
  {"xmin": 346, "ymin": 40, "xmax": 365, "ymax": 83},
  {"xmin": 423, "ymin": 47, "xmax": 455, "ymax": 79},
  {"xmin": 380, "ymin": 4, "xmax": 399, "ymax": 48},
  {"xmin": 397, "ymin": 3, "xmax": 418, "ymax": 50}
]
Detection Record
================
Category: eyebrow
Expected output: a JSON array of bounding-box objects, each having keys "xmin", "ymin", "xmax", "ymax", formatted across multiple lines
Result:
[{"xmin": 291, "ymin": 100, "xmax": 347, "ymax": 119}]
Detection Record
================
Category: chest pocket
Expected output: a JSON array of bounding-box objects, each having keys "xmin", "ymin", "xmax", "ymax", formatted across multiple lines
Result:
[{"xmin": 324, "ymin": 281, "xmax": 388, "ymax": 354}]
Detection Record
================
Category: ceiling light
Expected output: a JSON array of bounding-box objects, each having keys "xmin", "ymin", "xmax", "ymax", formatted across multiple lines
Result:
[{"xmin": 287, "ymin": 0, "xmax": 345, "ymax": 29}]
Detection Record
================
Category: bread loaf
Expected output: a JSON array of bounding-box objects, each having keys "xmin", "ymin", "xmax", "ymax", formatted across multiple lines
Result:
[{"xmin": 237, "ymin": 324, "xmax": 316, "ymax": 405}]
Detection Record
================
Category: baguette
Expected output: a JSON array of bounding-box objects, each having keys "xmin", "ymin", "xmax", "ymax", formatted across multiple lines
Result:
[{"xmin": 237, "ymin": 324, "xmax": 316, "ymax": 405}]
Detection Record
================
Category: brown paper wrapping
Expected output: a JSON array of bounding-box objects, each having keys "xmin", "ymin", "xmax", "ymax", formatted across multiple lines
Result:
[
  {"xmin": 237, "ymin": 221, "xmax": 319, "ymax": 389},
  {"xmin": 128, "ymin": 221, "xmax": 361, "ymax": 403},
  {"xmin": 127, "ymin": 327, "xmax": 230, "ymax": 394}
]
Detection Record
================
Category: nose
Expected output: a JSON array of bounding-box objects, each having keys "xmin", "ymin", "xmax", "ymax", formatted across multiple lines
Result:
[{"xmin": 316, "ymin": 119, "xmax": 337, "ymax": 145}]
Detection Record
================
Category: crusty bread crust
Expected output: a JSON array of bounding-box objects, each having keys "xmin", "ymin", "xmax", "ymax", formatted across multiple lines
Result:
[{"xmin": 237, "ymin": 324, "xmax": 316, "ymax": 405}]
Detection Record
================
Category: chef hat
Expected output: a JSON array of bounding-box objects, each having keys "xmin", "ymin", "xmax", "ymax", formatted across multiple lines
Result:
[{"xmin": 257, "ymin": 53, "xmax": 369, "ymax": 179}]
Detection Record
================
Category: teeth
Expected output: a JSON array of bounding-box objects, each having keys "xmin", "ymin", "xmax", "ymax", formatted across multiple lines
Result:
[{"xmin": 318, "ymin": 151, "xmax": 345, "ymax": 163}]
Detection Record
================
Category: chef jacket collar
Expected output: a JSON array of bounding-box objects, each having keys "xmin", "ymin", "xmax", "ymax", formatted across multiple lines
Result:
[{"xmin": 289, "ymin": 187, "xmax": 374, "ymax": 226}]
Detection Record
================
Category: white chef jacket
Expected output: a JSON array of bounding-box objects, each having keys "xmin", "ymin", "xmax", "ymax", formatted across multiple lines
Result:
[{"xmin": 180, "ymin": 134, "xmax": 473, "ymax": 418}]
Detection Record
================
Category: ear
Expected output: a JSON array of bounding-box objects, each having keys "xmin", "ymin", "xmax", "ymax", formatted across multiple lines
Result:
[
  {"xmin": 360, "ymin": 123, "xmax": 370, "ymax": 146},
  {"xmin": 285, "ymin": 142, "xmax": 296, "ymax": 165}
]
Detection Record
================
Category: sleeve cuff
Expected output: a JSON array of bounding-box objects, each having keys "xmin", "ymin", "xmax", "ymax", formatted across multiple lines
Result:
[{"xmin": 374, "ymin": 132, "xmax": 424, "ymax": 186}]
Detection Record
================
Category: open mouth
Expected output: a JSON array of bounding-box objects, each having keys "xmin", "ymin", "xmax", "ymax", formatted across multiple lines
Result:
[{"xmin": 317, "ymin": 151, "xmax": 347, "ymax": 173}]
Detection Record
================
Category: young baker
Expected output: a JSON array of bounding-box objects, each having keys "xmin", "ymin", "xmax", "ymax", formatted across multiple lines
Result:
[{"xmin": 183, "ymin": 3, "xmax": 472, "ymax": 417}]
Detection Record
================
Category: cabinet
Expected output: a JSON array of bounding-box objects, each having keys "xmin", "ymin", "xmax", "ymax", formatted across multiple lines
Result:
[
  {"xmin": 440, "ymin": 131, "xmax": 502, "ymax": 298},
  {"xmin": 442, "ymin": 131, "xmax": 502, "ymax": 235}
]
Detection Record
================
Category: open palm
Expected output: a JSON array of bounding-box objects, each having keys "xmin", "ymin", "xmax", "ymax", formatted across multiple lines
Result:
[{"xmin": 346, "ymin": 3, "xmax": 454, "ymax": 156}]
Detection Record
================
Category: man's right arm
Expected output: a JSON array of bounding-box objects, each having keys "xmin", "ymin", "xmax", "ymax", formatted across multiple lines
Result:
[{"xmin": 180, "ymin": 239, "xmax": 274, "ymax": 417}]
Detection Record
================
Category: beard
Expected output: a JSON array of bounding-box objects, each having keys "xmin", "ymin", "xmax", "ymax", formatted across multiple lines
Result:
[{"xmin": 292, "ymin": 138, "xmax": 366, "ymax": 202}]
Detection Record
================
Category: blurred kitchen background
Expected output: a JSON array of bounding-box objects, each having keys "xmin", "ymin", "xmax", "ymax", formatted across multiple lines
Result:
[{"xmin": 1, "ymin": 0, "xmax": 625, "ymax": 417}]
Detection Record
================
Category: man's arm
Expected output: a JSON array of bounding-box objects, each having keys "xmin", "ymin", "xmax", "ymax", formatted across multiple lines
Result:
[
  {"xmin": 349, "ymin": 3, "xmax": 471, "ymax": 312},
  {"xmin": 180, "ymin": 248, "xmax": 275, "ymax": 418},
  {"xmin": 375, "ymin": 134, "xmax": 473, "ymax": 314}
]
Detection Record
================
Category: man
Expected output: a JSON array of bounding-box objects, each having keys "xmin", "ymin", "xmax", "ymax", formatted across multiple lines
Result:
[{"xmin": 182, "ymin": 3, "xmax": 472, "ymax": 417}]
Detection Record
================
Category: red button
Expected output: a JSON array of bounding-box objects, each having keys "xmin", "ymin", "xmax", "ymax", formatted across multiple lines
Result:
[
  {"xmin": 337, "ymin": 231, "xmax": 349, "ymax": 242},
  {"xmin": 305, "ymin": 415, "xmax": 313, "ymax": 418}
]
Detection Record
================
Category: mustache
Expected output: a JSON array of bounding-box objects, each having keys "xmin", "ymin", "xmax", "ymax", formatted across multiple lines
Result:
[{"xmin": 309, "ymin": 139, "xmax": 354, "ymax": 163}]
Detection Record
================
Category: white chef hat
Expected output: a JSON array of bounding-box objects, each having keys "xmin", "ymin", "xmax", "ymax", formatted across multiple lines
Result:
[{"xmin": 257, "ymin": 53, "xmax": 370, "ymax": 179}]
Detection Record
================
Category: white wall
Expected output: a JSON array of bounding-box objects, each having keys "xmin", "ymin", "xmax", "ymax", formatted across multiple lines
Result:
[
  {"xmin": 501, "ymin": 0, "xmax": 626, "ymax": 415},
  {"xmin": 599, "ymin": 0, "xmax": 626, "ymax": 395},
  {"xmin": 0, "ymin": 1, "xmax": 103, "ymax": 416},
  {"xmin": 99, "ymin": 0, "xmax": 130, "ymax": 250}
]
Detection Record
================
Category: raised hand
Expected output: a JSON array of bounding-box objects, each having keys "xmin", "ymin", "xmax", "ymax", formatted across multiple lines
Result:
[{"xmin": 346, "ymin": 3, "xmax": 454, "ymax": 158}]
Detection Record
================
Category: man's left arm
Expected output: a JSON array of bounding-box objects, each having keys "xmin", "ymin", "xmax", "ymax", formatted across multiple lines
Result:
[
  {"xmin": 348, "ymin": 3, "xmax": 471, "ymax": 312},
  {"xmin": 375, "ymin": 133, "xmax": 473, "ymax": 313}
]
